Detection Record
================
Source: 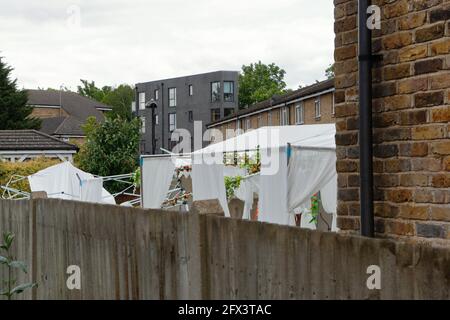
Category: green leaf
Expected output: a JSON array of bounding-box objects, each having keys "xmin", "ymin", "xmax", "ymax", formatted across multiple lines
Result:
[
  {"xmin": 11, "ymin": 282, "xmax": 37, "ymax": 295},
  {"xmin": 9, "ymin": 260, "xmax": 28, "ymax": 273},
  {"xmin": 0, "ymin": 255, "xmax": 8, "ymax": 264},
  {"xmin": 2, "ymin": 232, "xmax": 15, "ymax": 250}
]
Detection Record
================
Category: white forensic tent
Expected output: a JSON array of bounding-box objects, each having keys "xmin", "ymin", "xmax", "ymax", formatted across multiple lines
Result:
[
  {"xmin": 192, "ymin": 124, "xmax": 338, "ymax": 230},
  {"xmin": 140, "ymin": 155, "xmax": 192, "ymax": 209},
  {"xmin": 28, "ymin": 161, "xmax": 116, "ymax": 204}
]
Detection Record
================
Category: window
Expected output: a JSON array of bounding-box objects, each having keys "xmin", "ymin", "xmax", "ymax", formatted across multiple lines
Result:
[
  {"xmin": 141, "ymin": 116, "xmax": 146, "ymax": 133},
  {"xmin": 155, "ymin": 114, "xmax": 159, "ymax": 125},
  {"xmin": 211, "ymin": 82, "xmax": 221, "ymax": 102},
  {"xmin": 267, "ymin": 112, "xmax": 272, "ymax": 126},
  {"xmin": 211, "ymin": 108, "xmax": 221, "ymax": 122},
  {"xmin": 169, "ymin": 113, "xmax": 176, "ymax": 132},
  {"xmin": 295, "ymin": 103, "xmax": 304, "ymax": 125},
  {"xmin": 280, "ymin": 107, "xmax": 289, "ymax": 126},
  {"xmin": 257, "ymin": 114, "xmax": 262, "ymax": 128},
  {"xmin": 315, "ymin": 97, "xmax": 321, "ymax": 119},
  {"xmin": 188, "ymin": 111, "xmax": 193, "ymax": 122},
  {"xmin": 224, "ymin": 108, "xmax": 235, "ymax": 117},
  {"xmin": 139, "ymin": 92, "xmax": 146, "ymax": 110},
  {"xmin": 131, "ymin": 101, "xmax": 136, "ymax": 113},
  {"xmin": 245, "ymin": 118, "xmax": 251, "ymax": 131},
  {"xmin": 154, "ymin": 89, "xmax": 159, "ymax": 101},
  {"xmin": 189, "ymin": 85, "xmax": 193, "ymax": 96},
  {"xmin": 224, "ymin": 81, "xmax": 234, "ymax": 102},
  {"xmin": 169, "ymin": 88, "xmax": 177, "ymax": 107}
]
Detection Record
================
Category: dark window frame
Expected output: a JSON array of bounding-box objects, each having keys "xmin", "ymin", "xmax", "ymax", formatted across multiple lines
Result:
[
  {"xmin": 211, "ymin": 108, "xmax": 221, "ymax": 122},
  {"xmin": 211, "ymin": 81, "xmax": 221, "ymax": 102},
  {"xmin": 168, "ymin": 87, "xmax": 177, "ymax": 107},
  {"xmin": 223, "ymin": 81, "xmax": 234, "ymax": 102}
]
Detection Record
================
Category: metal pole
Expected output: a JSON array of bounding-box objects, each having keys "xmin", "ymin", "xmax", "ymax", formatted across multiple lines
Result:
[
  {"xmin": 358, "ymin": 0, "xmax": 374, "ymax": 237},
  {"xmin": 151, "ymin": 107, "xmax": 156, "ymax": 154}
]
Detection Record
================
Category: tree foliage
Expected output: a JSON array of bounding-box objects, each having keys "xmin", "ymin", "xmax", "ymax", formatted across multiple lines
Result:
[
  {"xmin": 77, "ymin": 116, "xmax": 140, "ymax": 192},
  {"xmin": 0, "ymin": 57, "xmax": 41, "ymax": 130},
  {"xmin": 325, "ymin": 63, "xmax": 335, "ymax": 79},
  {"xmin": 77, "ymin": 80, "xmax": 133, "ymax": 120},
  {"xmin": 238, "ymin": 61, "xmax": 287, "ymax": 109}
]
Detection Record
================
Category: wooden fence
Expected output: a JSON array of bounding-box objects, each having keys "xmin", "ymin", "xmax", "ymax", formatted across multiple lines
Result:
[{"xmin": 0, "ymin": 199, "xmax": 448, "ymax": 299}]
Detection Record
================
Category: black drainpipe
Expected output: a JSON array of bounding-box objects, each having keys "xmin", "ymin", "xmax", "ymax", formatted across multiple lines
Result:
[{"xmin": 358, "ymin": 0, "xmax": 374, "ymax": 237}]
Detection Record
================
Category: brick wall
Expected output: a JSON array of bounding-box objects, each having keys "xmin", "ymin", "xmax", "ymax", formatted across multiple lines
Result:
[{"xmin": 334, "ymin": 0, "xmax": 450, "ymax": 241}]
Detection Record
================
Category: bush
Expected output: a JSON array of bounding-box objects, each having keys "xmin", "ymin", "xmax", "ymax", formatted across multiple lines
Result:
[
  {"xmin": 77, "ymin": 116, "xmax": 140, "ymax": 193},
  {"xmin": 0, "ymin": 157, "xmax": 60, "ymax": 193}
]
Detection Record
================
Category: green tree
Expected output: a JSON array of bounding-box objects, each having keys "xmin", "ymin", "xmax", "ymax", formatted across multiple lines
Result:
[
  {"xmin": 0, "ymin": 57, "xmax": 41, "ymax": 130},
  {"xmin": 78, "ymin": 116, "xmax": 141, "ymax": 193},
  {"xmin": 77, "ymin": 80, "xmax": 111, "ymax": 102},
  {"xmin": 102, "ymin": 84, "xmax": 134, "ymax": 120},
  {"xmin": 77, "ymin": 80, "xmax": 133, "ymax": 120},
  {"xmin": 238, "ymin": 61, "xmax": 287, "ymax": 109},
  {"xmin": 325, "ymin": 63, "xmax": 335, "ymax": 79}
]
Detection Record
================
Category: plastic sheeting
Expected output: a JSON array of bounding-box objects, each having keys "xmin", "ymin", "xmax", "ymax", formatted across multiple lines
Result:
[
  {"xmin": 287, "ymin": 147, "xmax": 337, "ymax": 214},
  {"xmin": 234, "ymin": 174, "xmax": 260, "ymax": 220},
  {"xmin": 321, "ymin": 174, "xmax": 339, "ymax": 231},
  {"xmin": 80, "ymin": 178, "xmax": 103, "ymax": 203},
  {"xmin": 258, "ymin": 147, "xmax": 290, "ymax": 225},
  {"xmin": 191, "ymin": 156, "xmax": 230, "ymax": 217},
  {"xmin": 194, "ymin": 124, "xmax": 336, "ymax": 154},
  {"xmin": 141, "ymin": 157, "xmax": 176, "ymax": 209},
  {"xmin": 28, "ymin": 162, "xmax": 115, "ymax": 204}
]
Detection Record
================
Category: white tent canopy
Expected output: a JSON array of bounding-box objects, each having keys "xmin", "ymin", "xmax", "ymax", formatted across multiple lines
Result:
[
  {"xmin": 194, "ymin": 124, "xmax": 336, "ymax": 154},
  {"xmin": 28, "ymin": 162, "xmax": 116, "ymax": 204},
  {"xmin": 140, "ymin": 124, "xmax": 338, "ymax": 231}
]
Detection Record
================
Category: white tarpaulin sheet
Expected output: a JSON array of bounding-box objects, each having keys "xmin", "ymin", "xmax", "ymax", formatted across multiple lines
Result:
[
  {"xmin": 194, "ymin": 124, "xmax": 336, "ymax": 154},
  {"xmin": 234, "ymin": 174, "xmax": 260, "ymax": 220},
  {"xmin": 28, "ymin": 162, "xmax": 115, "ymax": 204},
  {"xmin": 141, "ymin": 157, "xmax": 176, "ymax": 209},
  {"xmin": 80, "ymin": 178, "xmax": 103, "ymax": 203},
  {"xmin": 287, "ymin": 147, "xmax": 336, "ymax": 214},
  {"xmin": 258, "ymin": 147, "xmax": 290, "ymax": 225},
  {"xmin": 191, "ymin": 156, "xmax": 230, "ymax": 217}
]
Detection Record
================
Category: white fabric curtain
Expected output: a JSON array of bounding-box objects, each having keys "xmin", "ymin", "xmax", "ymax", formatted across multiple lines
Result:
[
  {"xmin": 142, "ymin": 157, "xmax": 176, "ymax": 209},
  {"xmin": 235, "ymin": 174, "xmax": 260, "ymax": 220},
  {"xmin": 191, "ymin": 158, "xmax": 230, "ymax": 217},
  {"xmin": 321, "ymin": 174, "xmax": 338, "ymax": 231},
  {"xmin": 258, "ymin": 147, "xmax": 290, "ymax": 225},
  {"xmin": 80, "ymin": 178, "xmax": 103, "ymax": 203},
  {"xmin": 321, "ymin": 174, "xmax": 337, "ymax": 214},
  {"xmin": 287, "ymin": 147, "xmax": 337, "ymax": 213}
]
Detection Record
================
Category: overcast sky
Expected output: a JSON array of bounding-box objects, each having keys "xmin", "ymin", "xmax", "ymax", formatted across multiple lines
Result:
[{"xmin": 0, "ymin": 0, "xmax": 334, "ymax": 91}]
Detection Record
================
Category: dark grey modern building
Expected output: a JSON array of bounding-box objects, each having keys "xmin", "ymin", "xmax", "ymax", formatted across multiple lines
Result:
[{"xmin": 134, "ymin": 71, "xmax": 239, "ymax": 154}]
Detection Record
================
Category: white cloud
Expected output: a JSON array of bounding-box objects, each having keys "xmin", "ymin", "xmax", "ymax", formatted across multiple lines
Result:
[{"xmin": 0, "ymin": 0, "xmax": 334, "ymax": 90}]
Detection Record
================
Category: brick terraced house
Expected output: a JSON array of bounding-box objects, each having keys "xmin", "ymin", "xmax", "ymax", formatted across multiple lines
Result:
[
  {"xmin": 207, "ymin": 78, "xmax": 335, "ymax": 134},
  {"xmin": 334, "ymin": 0, "xmax": 450, "ymax": 242}
]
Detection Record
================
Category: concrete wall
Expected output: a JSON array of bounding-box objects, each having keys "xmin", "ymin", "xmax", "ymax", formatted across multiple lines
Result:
[
  {"xmin": 334, "ymin": 0, "xmax": 450, "ymax": 240},
  {"xmin": 0, "ymin": 199, "xmax": 449, "ymax": 300}
]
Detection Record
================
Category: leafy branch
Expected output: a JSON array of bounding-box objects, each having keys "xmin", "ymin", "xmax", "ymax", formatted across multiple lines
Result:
[{"xmin": 0, "ymin": 232, "xmax": 37, "ymax": 300}]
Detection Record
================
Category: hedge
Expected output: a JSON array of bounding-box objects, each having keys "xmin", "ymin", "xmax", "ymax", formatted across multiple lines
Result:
[{"xmin": 0, "ymin": 157, "xmax": 60, "ymax": 193}]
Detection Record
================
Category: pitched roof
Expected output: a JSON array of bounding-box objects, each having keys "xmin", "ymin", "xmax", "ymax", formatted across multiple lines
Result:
[
  {"xmin": 27, "ymin": 89, "xmax": 110, "ymax": 120},
  {"xmin": 27, "ymin": 90, "xmax": 111, "ymax": 136},
  {"xmin": 40, "ymin": 116, "xmax": 85, "ymax": 136},
  {"xmin": 208, "ymin": 78, "xmax": 335, "ymax": 127},
  {"xmin": 0, "ymin": 130, "xmax": 78, "ymax": 151}
]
